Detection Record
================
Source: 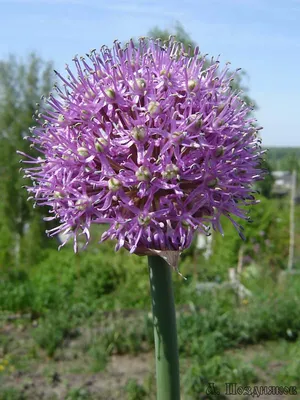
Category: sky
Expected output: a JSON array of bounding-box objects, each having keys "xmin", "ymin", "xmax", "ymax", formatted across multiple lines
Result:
[{"xmin": 1, "ymin": 0, "xmax": 300, "ymax": 147}]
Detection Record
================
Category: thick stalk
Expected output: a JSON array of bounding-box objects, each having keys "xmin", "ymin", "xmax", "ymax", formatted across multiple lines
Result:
[
  {"xmin": 288, "ymin": 170, "xmax": 296, "ymax": 270},
  {"xmin": 148, "ymin": 255, "xmax": 180, "ymax": 400}
]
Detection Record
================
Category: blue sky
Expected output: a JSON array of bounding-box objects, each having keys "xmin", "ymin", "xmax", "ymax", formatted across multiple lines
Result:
[{"xmin": 1, "ymin": 0, "xmax": 300, "ymax": 147}]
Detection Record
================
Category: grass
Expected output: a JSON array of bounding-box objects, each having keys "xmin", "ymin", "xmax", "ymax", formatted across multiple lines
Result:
[{"xmin": 2, "ymin": 273, "xmax": 300, "ymax": 398}]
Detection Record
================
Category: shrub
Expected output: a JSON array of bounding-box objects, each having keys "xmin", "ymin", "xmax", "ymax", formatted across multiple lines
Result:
[
  {"xmin": 0, "ymin": 389, "xmax": 26, "ymax": 400},
  {"xmin": 125, "ymin": 379, "xmax": 147, "ymax": 400},
  {"xmin": 32, "ymin": 311, "xmax": 79, "ymax": 356}
]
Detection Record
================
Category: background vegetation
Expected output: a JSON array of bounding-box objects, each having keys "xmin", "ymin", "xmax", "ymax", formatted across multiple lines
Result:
[{"xmin": 1, "ymin": 24, "xmax": 300, "ymax": 400}]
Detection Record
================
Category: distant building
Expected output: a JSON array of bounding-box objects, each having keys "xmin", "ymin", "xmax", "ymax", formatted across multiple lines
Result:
[
  {"xmin": 196, "ymin": 231, "xmax": 213, "ymax": 260},
  {"xmin": 271, "ymin": 171, "xmax": 293, "ymax": 197}
]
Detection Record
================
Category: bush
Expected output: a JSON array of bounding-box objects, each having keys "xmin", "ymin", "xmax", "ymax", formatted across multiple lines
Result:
[
  {"xmin": 183, "ymin": 355, "xmax": 257, "ymax": 398},
  {"xmin": 125, "ymin": 379, "xmax": 147, "ymax": 400},
  {"xmin": 65, "ymin": 388, "xmax": 92, "ymax": 400},
  {"xmin": 0, "ymin": 389, "xmax": 26, "ymax": 400},
  {"xmin": 87, "ymin": 339, "xmax": 108, "ymax": 372},
  {"xmin": 0, "ymin": 269, "xmax": 34, "ymax": 312},
  {"xmin": 32, "ymin": 311, "xmax": 79, "ymax": 356},
  {"xmin": 102, "ymin": 319, "xmax": 150, "ymax": 356}
]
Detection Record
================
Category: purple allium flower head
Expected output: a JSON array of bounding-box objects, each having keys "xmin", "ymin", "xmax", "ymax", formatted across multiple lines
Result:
[{"xmin": 20, "ymin": 38, "xmax": 264, "ymax": 266}]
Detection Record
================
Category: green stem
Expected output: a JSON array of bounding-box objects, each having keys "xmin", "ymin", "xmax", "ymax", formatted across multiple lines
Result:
[{"xmin": 148, "ymin": 255, "xmax": 180, "ymax": 400}]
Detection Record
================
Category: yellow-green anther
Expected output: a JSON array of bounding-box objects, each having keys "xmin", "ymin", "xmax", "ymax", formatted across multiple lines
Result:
[
  {"xmin": 85, "ymin": 89, "xmax": 95, "ymax": 99},
  {"xmin": 160, "ymin": 69, "xmax": 171, "ymax": 78},
  {"xmin": 138, "ymin": 215, "xmax": 151, "ymax": 226},
  {"xmin": 105, "ymin": 88, "xmax": 116, "ymax": 99},
  {"xmin": 188, "ymin": 79, "xmax": 197, "ymax": 91},
  {"xmin": 188, "ymin": 114, "xmax": 202, "ymax": 129},
  {"xmin": 132, "ymin": 126, "xmax": 146, "ymax": 140},
  {"xmin": 54, "ymin": 191, "xmax": 64, "ymax": 199},
  {"xmin": 171, "ymin": 131, "xmax": 186, "ymax": 141},
  {"xmin": 182, "ymin": 220, "xmax": 190, "ymax": 228},
  {"xmin": 81, "ymin": 110, "xmax": 89, "ymax": 120},
  {"xmin": 108, "ymin": 177, "xmax": 122, "ymax": 192},
  {"xmin": 95, "ymin": 137, "xmax": 108, "ymax": 152},
  {"xmin": 77, "ymin": 147, "xmax": 89, "ymax": 157},
  {"xmin": 75, "ymin": 199, "xmax": 89, "ymax": 210},
  {"xmin": 217, "ymin": 103, "xmax": 225, "ymax": 115},
  {"xmin": 136, "ymin": 78, "xmax": 146, "ymax": 90},
  {"xmin": 207, "ymin": 178, "xmax": 219, "ymax": 188},
  {"xmin": 195, "ymin": 118, "xmax": 202, "ymax": 129},
  {"xmin": 148, "ymin": 101, "xmax": 161, "ymax": 116},
  {"xmin": 58, "ymin": 114, "xmax": 64, "ymax": 123},
  {"xmin": 215, "ymin": 146, "xmax": 224, "ymax": 157},
  {"xmin": 136, "ymin": 166, "xmax": 151, "ymax": 181}
]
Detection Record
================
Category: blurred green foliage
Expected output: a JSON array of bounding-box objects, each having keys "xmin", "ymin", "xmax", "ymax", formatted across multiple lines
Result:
[
  {"xmin": 0, "ymin": 54, "xmax": 55, "ymax": 269},
  {"xmin": 0, "ymin": 389, "xmax": 26, "ymax": 400},
  {"xmin": 267, "ymin": 147, "xmax": 300, "ymax": 172},
  {"xmin": 125, "ymin": 379, "xmax": 147, "ymax": 400}
]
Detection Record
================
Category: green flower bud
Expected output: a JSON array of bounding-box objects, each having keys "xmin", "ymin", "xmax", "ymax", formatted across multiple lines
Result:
[
  {"xmin": 95, "ymin": 137, "xmax": 108, "ymax": 152},
  {"xmin": 188, "ymin": 114, "xmax": 202, "ymax": 130},
  {"xmin": 138, "ymin": 215, "xmax": 151, "ymax": 226},
  {"xmin": 207, "ymin": 178, "xmax": 219, "ymax": 188},
  {"xmin": 215, "ymin": 146, "xmax": 224, "ymax": 157},
  {"xmin": 77, "ymin": 147, "xmax": 89, "ymax": 157},
  {"xmin": 135, "ymin": 166, "xmax": 151, "ymax": 181},
  {"xmin": 188, "ymin": 79, "xmax": 197, "ymax": 91},
  {"xmin": 108, "ymin": 177, "xmax": 122, "ymax": 192},
  {"xmin": 57, "ymin": 114, "xmax": 65, "ymax": 123},
  {"xmin": 171, "ymin": 131, "xmax": 186, "ymax": 141},
  {"xmin": 162, "ymin": 164, "xmax": 180, "ymax": 180},
  {"xmin": 131, "ymin": 126, "xmax": 146, "ymax": 140},
  {"xmin": 182, "ymin": 220, "xmax": 190, "ymax": 228},
  {"xmin": 160, "ymin": 69, "xmax": 171, "ymax": 78},
  {"xmin": 136, "ymin": 78, "xmax": 146, "ymax": 90},
  {"xmin": 148, "ymin": 101, "xmax": 161, "ymax": 116},
  {"xmin": 75, "ymin": 199, "xmax": 89, "ymax": 210},
  {"xmin": 81, "ymin": 110, "xmax": 89, "ymax": 120},
  {"xmin": 62, "ymin": 152, "xmax": 71, "ymax": 160},
  {"xmin": 216, "ymin": 103, "xmax": 225, "ymax": 115},
  {"xmin": 105, "ymin": 88, "xmax": 116, "ymax": 99},
  {"xmin": 54, "ymin": 191, "xmax": 64, "ymax": 199}
]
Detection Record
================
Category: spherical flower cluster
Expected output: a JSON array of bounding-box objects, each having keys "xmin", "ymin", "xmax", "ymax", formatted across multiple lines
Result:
[{"xmin": 21, "ymin": 38, "xmax": 263, "ymax": 261}]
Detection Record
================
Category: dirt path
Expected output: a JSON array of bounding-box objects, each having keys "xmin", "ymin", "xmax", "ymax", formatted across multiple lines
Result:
[{"xmin": 1, "ymin": 353, "xmax": 154, "ymax": 399}]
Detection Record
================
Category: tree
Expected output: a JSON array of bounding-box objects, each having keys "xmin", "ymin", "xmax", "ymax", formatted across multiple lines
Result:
[
  {"xmin": 147, "ymin": 22, "xmax": 257, "ymax": 109},
  {"xmin": 256, "ymin": 159, "xmax": 274, "ymax": 199},
  {"xmin": 0, "ymin": 54, "xmax": 54, "ymax": 267},
  {"xmin": 148, "ymin": 21, "xmax": 197, "ymax": 51}
]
